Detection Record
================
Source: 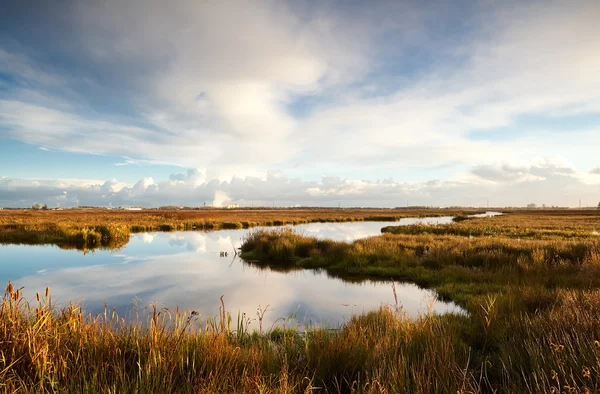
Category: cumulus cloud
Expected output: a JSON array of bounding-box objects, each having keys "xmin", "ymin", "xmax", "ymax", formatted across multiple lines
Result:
[
  {"xmin": 1, "ymin": 160, "xmax": 598, "ymax": 208},
  {"xmin": 0, "ymin": 0, "xmax": 375, "ymax": 173},
  {"xmin": 471, "ymin": 159, "xmax": 576, "ymax": 184},
  {"xmin": 1, "ymin": 0, "xmax": 600, "ymax": 210},
  {"xmin": 211, "ymin": 191, "xmax": 231, "ymax": 208},
  {"xmin": 1, "ymin": 0, "xmax": 599, "ymax": 181},
  {"xmin": 591, "ymin": 168, "xmax": 600, "ymax": 175}
]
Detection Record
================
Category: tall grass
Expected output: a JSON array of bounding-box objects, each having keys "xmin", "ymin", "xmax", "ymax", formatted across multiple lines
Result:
[
  {"xmin": 0, "ymin": 281, "xmax": 470, "ymax": 393},
  {"xmin": 2, "ymin": 210, "xmax": 600, "ymax": 391},
  {"xmin": 0, "ymin": 223, "xmax": 131, "ymax": 250},
  {"xmin": 241, "ymin": 229, "xmax": 600, "ymax": 305},
  {"xmin": 0, "ymin": 208, "xmax": 475, "ymax": 250},
  {"xmin": 384, "ymin": 210, "xmax": 600, "ymax": 239},
  {"xmin": 238, "ymin": 227, "xmax": 600, "ymax": 392},
  {"xmin": 2, "ymin": 281, "xmax": 599, "ymax": 392}
]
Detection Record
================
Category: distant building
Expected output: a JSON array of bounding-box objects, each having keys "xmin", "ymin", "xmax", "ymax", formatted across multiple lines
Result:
[
  {"xmin": 527, "ymin": 203, "xmax": 537, "ymax": 209},
  {"xmin": 227, "ymin": 204, "xmax": 239, "ymax": 209}
]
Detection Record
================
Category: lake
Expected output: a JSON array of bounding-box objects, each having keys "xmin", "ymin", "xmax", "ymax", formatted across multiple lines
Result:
[{"xmin": 0, "ymin": 215, "xmax": 497, "ymax": 329}]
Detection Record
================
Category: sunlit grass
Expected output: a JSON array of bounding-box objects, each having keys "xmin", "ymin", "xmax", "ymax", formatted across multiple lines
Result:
[
  {"xmin": 235, "ymin": 217, "xmax": 600, "ymax": 391},
  {"xmin": 2, "ymin": 281, "xmax": 599, "ymax": 392},
  {"xmin": 0, "ymin": 208, "xmax": 470, "ymax": 250},
  {"xmin": 3, "ymin": 209, "xmax": 600, "ymax": 391}
]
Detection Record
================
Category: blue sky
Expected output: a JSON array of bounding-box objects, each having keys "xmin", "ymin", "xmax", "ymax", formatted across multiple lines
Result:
[{"xmin": 1, "ymin": 0, "xmax": 599, "ymax": 207}]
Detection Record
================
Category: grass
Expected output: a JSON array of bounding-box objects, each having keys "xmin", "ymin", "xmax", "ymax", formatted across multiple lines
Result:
[
  {"xmin": 234, "ymin": 211, "xmax": 600, "ymax": 392},
  {"xmin": 0, "ymin": 208, "xmax": 474, "ymax": 250},
  {"xmin": 0, "ymin": 223, "xmax": 131, "ymax": 251},
  {"xmin": 384, "ymin": 211, "xmax": 600, "ymax": 239},
  {"xmin": 2, "ymin": 283, "xmax": 599, "ymax": 392},
  {"xmin": 2, "ymin": 210, "xmax": 600, "ymax": 392},
  {"xmin": 240, "ymin": 227, "xmax": 600, "ymax": 304}
]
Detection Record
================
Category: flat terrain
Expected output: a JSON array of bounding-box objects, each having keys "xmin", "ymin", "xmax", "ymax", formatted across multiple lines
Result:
[
  {"xmin": 238, "ymin": 210, "xmax": 600, "ymax": 392},
  {"xmin": 0, "ymin": 207, "xmax": 472, "ymax": 226},
  {"xmin": 2, "ymin": 209, "xmax": 600, "ymax": 393},
  {"xmin": 0, "ymin": 207, "xmax": 475, "ymax": 249}
]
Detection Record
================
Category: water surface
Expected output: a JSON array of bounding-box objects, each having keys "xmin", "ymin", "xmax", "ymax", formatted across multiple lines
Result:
[{"xmin": 0, "ymin": 216, "xmax": 493, "ymax": 328}]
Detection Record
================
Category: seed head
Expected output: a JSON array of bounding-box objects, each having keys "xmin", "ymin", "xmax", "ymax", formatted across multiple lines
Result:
[{"xmin": 583, "ymin": 366, "xmax": 591, "ymax": 379}]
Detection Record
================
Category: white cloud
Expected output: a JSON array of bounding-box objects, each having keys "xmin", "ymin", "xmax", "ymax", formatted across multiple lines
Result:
[
  {"xmin": 1, "ymin": 1, "xmax": 600, "ymax": 194},
  {"xmin": 211, "ymin": 190, "xmax": 231, "ymax": 208},
  {"xmin": 141, "ymin": 233, "xmax": 154, "ymax": 244},
  {"xmin": 1, "ymin": 159, "xmax": 598, "ymax": 208}
]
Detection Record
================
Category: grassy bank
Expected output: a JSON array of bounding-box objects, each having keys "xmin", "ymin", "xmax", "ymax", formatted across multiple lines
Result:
[
  {"xmin": 2, "ymin": 282, "xmax": 599, "ymax": 393},
  {"xmin": 384, "ymin": 210, "xmax": 600, "ymax": 239},
  {"xmin": 240, "ymin": 228, "xmax": 600, "ymax": 305},
  {"xmin": 0, "ymin": 223, "xmax": 132, "ymax": 250},
  {"xmin": 3, "ymin": 210, "xmax": 600, "ymax": 392},
  {"xmin": 0, "ymin": 208, "xmax": 470, "ymax": 250},
  {"xmin": 235, "ymin": 214, "xmax": 600, "ymax": 392}
]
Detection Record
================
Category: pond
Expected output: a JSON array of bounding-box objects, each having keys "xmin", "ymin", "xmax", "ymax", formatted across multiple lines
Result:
[{"xmin": 0, "ymin": 215, "xmax": 499, "ymax": 329}]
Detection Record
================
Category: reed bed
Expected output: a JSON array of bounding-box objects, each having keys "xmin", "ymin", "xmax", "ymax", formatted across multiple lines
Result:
[
  {"xmin": 0, "ymin": 208, "xmax": 472, "ymax": 250},
  {"xmin": 383, "ymin": 211, "xmax": 600, "ymax": 239},
  {"xmin": 0, "ymin": 281, "xmax": 472, "ymax": 393},
  {"xmin": 238, "ymin": 225, "xmax": 600, "ymax": 392},
  {"xmin": 241, "ymin": 229, "xmax": 600, "ymax": 302},
  {"xmin": 2, "ymin": 210, "xmax": 600, "ymax": 391},
  {"xmin": 2, "ymin": 282, "xmax": 599, "ymax": 392}
]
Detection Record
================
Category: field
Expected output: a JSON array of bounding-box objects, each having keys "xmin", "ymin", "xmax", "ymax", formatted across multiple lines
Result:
[
  {"xmin": 1, "ymin": 209, "xmax": 600, "ymax": 392},
  {"xmin": 239, "ymin": 210, "xmax": 600, "ymax": 392},
  {"xmin": 0, "ymin": 207, "xmax": 471, "ymax": 250}
]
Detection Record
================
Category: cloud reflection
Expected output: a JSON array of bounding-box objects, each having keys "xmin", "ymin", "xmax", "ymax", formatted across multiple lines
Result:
[{"xmin": 3, "ymin": 222, "xmax": 464, "ymax": 329}]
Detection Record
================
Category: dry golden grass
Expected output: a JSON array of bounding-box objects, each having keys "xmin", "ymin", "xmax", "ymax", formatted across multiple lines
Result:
[
  {"xmin": 0, "ymin": 207, "xmax": 472, "ymax": 249},
  {"xmin": 384, "ymin": 210, "xmax": 600, "ymax": 239},
  {"xmin": 2, "ymin": 281, "xmax": 599, "ymax": 393},
  {"xmin": 0, "ymin": 207, "xmax": 478, "ymax": 227},
  {"xmin": 2, "ymin": 209, "xmax": 600, "ymax": 392}
]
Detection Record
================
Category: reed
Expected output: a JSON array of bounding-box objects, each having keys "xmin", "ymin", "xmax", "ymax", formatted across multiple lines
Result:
[
  {"xmin": 2, "ymin": 209, "xmax": 600, "ymax": 391},
  {"xmin": 0, "ymin": 208, "xmax": 476, "ymax": 250},
  {"xmin": 237, "ymin": 224, "xmax": 600, "ymax": 392},
  {"xmin": 2, "ymin": 280, "xmax": 599, "ymax": 393},
  {"xmin": 241, "ymin": 229, "xmax": 600, "ymax": 301}
]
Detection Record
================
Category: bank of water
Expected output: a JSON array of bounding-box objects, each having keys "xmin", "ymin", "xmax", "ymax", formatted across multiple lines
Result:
[{"xmin": 0, "ymin": 215, "xmax": 502, "ymax": 328}]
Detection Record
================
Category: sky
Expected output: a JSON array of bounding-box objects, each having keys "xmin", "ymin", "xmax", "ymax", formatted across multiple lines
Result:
[{"xmin": 1, "ymin": 0, "xmax": 600, "ymax": 208}]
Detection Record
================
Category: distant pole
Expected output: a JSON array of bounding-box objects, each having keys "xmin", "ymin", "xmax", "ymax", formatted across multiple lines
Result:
[
  {"xmin": 487, "ymin": 199, "xmax": 489, "ymax": 208},
  {"xmin": 579, "ymin": 199, "xmax": 582, "ymax": 208}
]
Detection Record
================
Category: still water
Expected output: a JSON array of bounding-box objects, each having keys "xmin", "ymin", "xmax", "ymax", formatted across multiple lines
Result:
[{"xmin": 0, "ymin": 215, "xmax": 491, "ymax": 328}]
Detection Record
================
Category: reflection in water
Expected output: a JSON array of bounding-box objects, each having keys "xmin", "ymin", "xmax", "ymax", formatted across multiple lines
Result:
[{"xmin": 0, "ymin": 218, "xmax": 478, "ymax": 329}]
